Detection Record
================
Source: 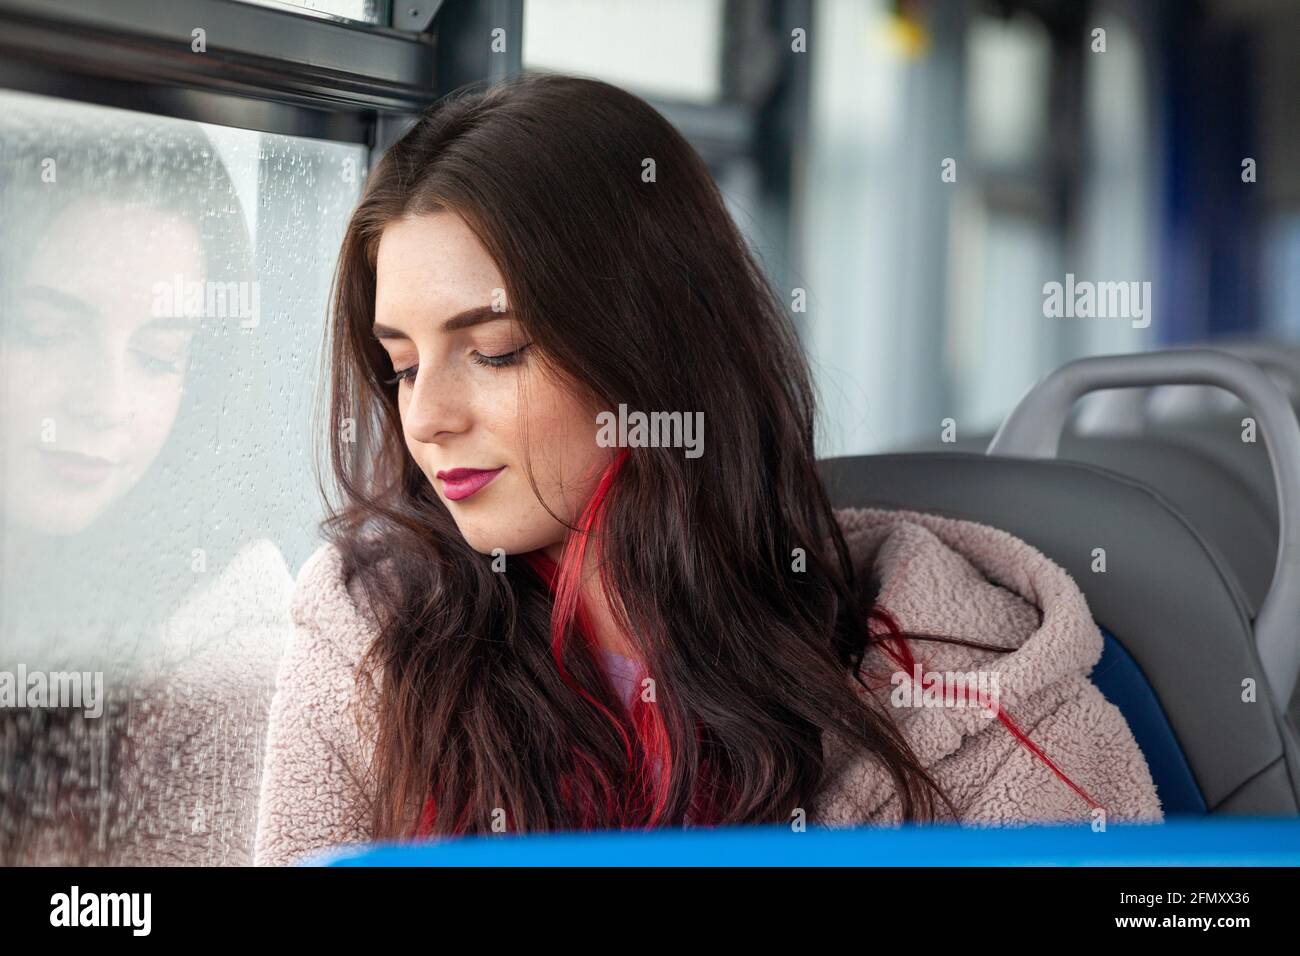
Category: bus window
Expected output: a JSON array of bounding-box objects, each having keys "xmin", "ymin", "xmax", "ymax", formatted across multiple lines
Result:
[
  {"xmin": 0, "ymin": 90, "xmax": 366, "ymax": 865},
  {"xmin": 230, "ymin": 0, "xmax": 387, "ymax": 25}
]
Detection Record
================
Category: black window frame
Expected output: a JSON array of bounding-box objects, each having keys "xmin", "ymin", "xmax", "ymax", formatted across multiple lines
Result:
[{"xmin": 0, "ymin": 0, "xmax": 525, "ymax": 150}]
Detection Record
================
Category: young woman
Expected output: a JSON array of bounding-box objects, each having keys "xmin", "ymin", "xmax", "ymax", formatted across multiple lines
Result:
[{"xmin": 254, "ymin": 73, "xmax": 1160, "ymax": 865}]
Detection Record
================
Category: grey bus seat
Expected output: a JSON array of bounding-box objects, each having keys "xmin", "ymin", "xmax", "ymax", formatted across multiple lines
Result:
[
  {"xmin": 1133, "ymin": 416, "xmax": 1278, "ymax": 526},
  {"xmin": 893, "ymin": 430, "xmax": 1276, "ymax": 617},
  {"xmin": 818, "ymin": 451, "xmax": 1300, "ymax": 815},
  {"xmin": 1071, "ymin": 340, "xmax": 1300, "ymax": 527}
]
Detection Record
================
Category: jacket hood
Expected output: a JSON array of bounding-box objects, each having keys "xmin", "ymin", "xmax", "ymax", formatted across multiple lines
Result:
[{"xmin": 812, "ymin": 506, "xmax": 1112, "ymax": 822}]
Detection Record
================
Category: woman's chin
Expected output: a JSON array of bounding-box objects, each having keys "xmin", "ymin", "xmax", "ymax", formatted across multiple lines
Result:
[{"xmin": 456, "ymin": 526, "xmax": 558, "ymax": 560}]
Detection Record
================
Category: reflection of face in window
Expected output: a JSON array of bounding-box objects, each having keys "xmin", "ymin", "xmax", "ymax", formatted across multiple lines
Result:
[
  {"xmin": 3, "ymin": 198, "xmax": 204, "ymax": 536},
  {"xmin": 0, "ymin": 105, "xmax": 285, "ymax": 650}
]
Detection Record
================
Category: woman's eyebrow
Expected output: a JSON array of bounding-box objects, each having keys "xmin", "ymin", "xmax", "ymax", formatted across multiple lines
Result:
[
  {"xmin": 20, "ymin": 284, "xmax": 96, "ymax": 319},
  {"xmin": 372, "ymin": 305, "xmax": 513, "ymax": 340},
  {"xmin": 443, "ymin": 305, "xmax": 513, "ymax": 332}
]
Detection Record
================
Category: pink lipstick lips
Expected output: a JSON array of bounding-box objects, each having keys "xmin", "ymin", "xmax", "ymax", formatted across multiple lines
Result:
[
  {"xmin": 39, "ymin": 449, "xmax": 117, "ymax": 486},
  {"xmin": 435, "ymin": 466, "xmax": 505, "ymax": 501}
]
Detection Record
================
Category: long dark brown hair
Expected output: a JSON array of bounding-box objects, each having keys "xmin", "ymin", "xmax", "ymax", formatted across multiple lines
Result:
[{"xmin": 322, "ymin": 72, "xmax": 964, "ymax": 838}]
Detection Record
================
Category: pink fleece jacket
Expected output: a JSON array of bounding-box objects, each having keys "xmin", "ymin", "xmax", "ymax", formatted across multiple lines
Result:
[{"xmin": 252, "ymin": 506, "xmax": 1163, "ymax": 865}]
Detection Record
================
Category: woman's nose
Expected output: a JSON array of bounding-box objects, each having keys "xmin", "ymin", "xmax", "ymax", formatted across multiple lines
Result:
[
  {"xmin": 64, "ymin": 356, "xmax": 134, "ymax": 427},
  {"xmin": 403, "ymin": 369, "xmax": 472, "ymax": 444}
]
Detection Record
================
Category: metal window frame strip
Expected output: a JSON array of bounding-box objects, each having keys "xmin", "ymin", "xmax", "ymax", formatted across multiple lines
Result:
[{"xmin": 0, "ymin": 0, "xmax": 440, "ymax": 144}]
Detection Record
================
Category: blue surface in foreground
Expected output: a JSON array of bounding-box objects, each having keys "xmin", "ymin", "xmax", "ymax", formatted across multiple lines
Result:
[{"xmin": 315, "ymin": 817, "xmax": 1300, "ymax": 867}]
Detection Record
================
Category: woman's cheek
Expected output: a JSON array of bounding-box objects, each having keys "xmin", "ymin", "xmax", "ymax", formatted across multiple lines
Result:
[{"xmin": 130, "ymin": 370, "xmax": 187, "ymax": 464}]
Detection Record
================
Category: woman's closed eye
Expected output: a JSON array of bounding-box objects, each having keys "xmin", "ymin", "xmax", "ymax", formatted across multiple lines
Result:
[
  {"xmin": 384, "ymin": 343, "xmax": 533, "ymax": 386},
  {"xmin": 471, "ymin": 342, "xmax": 532, "ymax": 369},
  {"xmin": 385, "ymin": 364, "xmax": 419, "ymax": 386}
]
